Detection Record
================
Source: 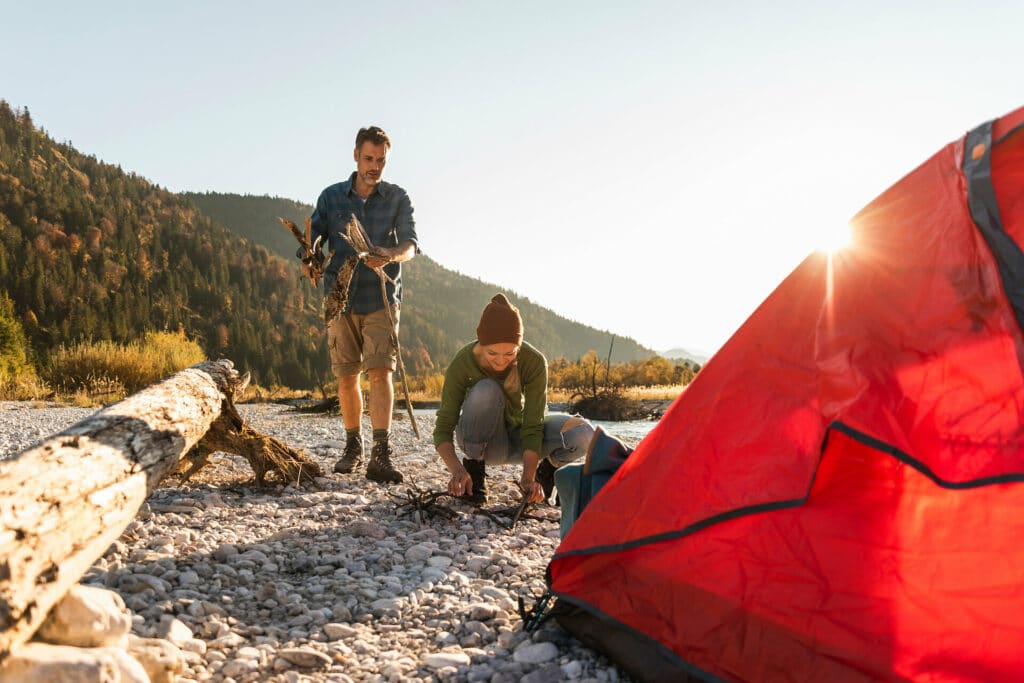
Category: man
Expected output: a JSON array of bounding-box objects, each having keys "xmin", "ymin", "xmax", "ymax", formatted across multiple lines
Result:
[{"xmin": 308, "ymin": 125, "xmax": 418, "ymax": 483}]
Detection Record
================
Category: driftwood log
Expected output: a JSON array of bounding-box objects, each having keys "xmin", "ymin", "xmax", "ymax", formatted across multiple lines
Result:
[{"xmin": 0, "ymin": 359, "xmax": 319, "ymax": 662}]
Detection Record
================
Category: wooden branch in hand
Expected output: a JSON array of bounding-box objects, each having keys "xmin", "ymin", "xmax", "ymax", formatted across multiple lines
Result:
[
  {"xmin": 278, "ymin": 216, "xmax": 325, "ymax": 287},
  {"xmin": 339, "ymin": 215, "xmax": 420, "ymax": 439}
]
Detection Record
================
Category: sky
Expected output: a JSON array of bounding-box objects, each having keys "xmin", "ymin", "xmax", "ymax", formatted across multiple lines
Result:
[{"xmin": 3, "ymin": 1, "xmax": 1023, "ymax": 357}]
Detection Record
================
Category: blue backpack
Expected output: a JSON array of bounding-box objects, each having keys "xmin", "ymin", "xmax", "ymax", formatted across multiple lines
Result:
[{"xmin": 554, "ymin": 426, "xmax": 634, "ymax": 538}]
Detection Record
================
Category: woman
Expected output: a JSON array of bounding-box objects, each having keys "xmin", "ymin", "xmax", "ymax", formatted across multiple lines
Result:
[{"xmin": 433, "ymin": 293, "xmax": 594, "ymax": 504}]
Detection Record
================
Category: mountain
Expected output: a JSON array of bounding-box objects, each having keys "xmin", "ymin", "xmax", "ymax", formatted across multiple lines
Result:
[
  {"xmin": 184, "ymin": 191, "xmax": 657, "ymax": 369},
  {"xmin": 0, "ymin": 100, "xmax": 655, "ymax": 392},
  {"xmin": 661, "ymin": 347, "xmax": 709, "ymax": 365}
]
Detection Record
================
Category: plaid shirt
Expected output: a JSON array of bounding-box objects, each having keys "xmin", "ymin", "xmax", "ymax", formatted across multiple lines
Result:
[{"xmin": 310, "ymin": 172, "xmax": 418, "ymax": 314}]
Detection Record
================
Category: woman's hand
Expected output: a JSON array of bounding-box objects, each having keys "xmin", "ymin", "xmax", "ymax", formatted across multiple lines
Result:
[
  {"xmin": 518, "ymin": 477, "xmax": 545, "ymax": 504},
  {"xmin": 448, "ymin": 467, "xmax": 472, "ymax": 497}
]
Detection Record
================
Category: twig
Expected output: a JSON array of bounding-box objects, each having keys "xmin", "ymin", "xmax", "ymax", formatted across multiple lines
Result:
[
  {"xmin": 475, "ymin": 501, "xmax": 546, "ymax": 529},
  {"xmin": 509, "ymin": 493, "xmax": 532, "ymax": 531},
  {"xmin": 390, "ymin": 485, "xmax": 459, "ymax": 520}
]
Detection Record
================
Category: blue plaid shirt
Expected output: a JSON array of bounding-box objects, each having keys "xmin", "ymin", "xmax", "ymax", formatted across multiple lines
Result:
[{"xmin": 310, "ymin": 172, "xmax": 418, "ymax": 315}]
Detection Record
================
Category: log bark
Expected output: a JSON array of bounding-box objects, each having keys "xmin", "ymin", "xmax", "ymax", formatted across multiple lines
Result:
[{"xmin": 0, "ymin": 359, "xmax": 267, "ymax": 661}]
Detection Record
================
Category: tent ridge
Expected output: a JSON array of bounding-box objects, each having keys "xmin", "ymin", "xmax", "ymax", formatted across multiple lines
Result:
[
  {"xmin": 830, "ymin": 421, "xmax": 1024, "ymax": 489},
  {"xmin": 963, "ymin": 118, "xmax": 1024, "ymax": 335},
  {"xmin": 551, "ymin": 494, "xmax": 809, "ymax": 562},
  {"xmin": 554, "ymin": 419, "xmax": 1024, "ymax": 565},
  {"xmin": 993, "ymin": 118, "xmax": 1024, "ymax": 145}
]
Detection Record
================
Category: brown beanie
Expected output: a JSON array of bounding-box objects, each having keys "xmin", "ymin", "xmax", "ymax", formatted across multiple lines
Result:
[{"xmin": 476, "ymin": 293, "xmax": 523, "ymax": 346}]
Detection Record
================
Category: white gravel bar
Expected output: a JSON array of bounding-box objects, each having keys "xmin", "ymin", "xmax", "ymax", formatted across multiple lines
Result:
[{"xmin": 0, "ymin": 401, "xmax": 642, "ymax": 683}]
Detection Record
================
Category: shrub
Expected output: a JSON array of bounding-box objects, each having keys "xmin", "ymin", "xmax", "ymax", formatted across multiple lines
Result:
[
  {"xmin": 46, "ymin": 330, "xmax": 206, "ymax": 395},
  {"xmin": 420, "ymin": 372, "xmax": 445, "ymax": 398},
  {"xmin": 0, "ymin": 293, "xmax": 35, "ymax": 385}
]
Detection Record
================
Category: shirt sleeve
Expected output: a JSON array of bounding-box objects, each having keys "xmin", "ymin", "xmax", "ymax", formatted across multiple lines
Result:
[
  {"xmin": 308, "ymin": 192, "xmax": 329, "ymax": 257},
  {"xmin": 395, "ymin": 190, "xmax": 420, "ymax": 254},
  {"xmin": 519, "ymin": 352, "xmax": 548, "ymax": 454},
  {"xmin": 433, "ymin": 356, "xmax": 468, "ymax": 448}
]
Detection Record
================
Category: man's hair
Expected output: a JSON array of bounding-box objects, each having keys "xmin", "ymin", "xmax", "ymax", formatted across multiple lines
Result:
[{"xmin": 355, "ymin": 126, "xmax": 391, "ymax": 150}]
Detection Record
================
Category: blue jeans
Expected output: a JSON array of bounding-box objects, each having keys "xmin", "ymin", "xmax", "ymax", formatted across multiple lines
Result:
[{"xmin": 455, "ymin": 379, "xmax": 594, "ymax": 466}]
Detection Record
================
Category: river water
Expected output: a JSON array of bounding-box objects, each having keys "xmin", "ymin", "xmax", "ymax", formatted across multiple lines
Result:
[{"xmin": 412, "ymin": 409, "xmax": 658, "ymax": 446}]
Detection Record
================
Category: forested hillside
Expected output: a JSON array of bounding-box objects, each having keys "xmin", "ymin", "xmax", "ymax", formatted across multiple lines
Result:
[
  {"xmin": 0, "ymin": 102, "xmax": 325, "ymax": 388},
  {"xmin": 185, "ymin": 192, "xmax": 656, "ymax": 366}
]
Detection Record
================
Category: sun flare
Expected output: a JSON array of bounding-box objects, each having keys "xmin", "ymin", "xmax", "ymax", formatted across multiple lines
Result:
[{"xmin": 814, "ymin": 221, "xmax": 853, "ymax": 254}]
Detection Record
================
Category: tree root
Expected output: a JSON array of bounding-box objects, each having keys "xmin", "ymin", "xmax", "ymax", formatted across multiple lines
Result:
[{"xmin": 176, "ymin": 397, "xmax": 322, "ymax": 486}]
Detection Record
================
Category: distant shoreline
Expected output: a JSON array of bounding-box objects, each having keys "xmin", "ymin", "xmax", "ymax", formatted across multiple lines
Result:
[{"xmin": 401, "ymin": 400, "xmax": 672, "ymax": 420}]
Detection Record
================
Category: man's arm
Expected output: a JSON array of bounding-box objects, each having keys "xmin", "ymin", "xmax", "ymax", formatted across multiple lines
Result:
[
  {"xmin": 366, "ymin": 239, "xmax": 416, "ymax": 268},
  {"xmin": 517, "ymin": 350, "xmax": 548, "ymax": 503}
]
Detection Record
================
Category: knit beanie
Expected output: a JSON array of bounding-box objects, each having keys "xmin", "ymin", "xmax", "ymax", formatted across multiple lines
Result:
[{"xmin": 476, "ymin": 293, "xmax": 523, "ymax": 346}]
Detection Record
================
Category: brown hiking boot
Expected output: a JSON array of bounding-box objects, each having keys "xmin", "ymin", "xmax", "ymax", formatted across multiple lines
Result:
[
  {"xmin": 536, "ymin": 457, "xmax": 557, "ymax": 503},
  {"xmin": 333, "ymin": 436, "xmax": 363, "ymax": 474},
  {"xmin": 461, "ymin": 458, "xmax": 487, "ymax": 505},
  {"xmin": 366, "ymin": 442, "xmax": 403, "ymax": 484}
]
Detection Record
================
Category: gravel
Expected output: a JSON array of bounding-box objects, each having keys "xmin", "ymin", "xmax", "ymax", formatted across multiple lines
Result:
[{"xmin": 0, "ymin": 401, "xmax": 639, "ymax": 683}]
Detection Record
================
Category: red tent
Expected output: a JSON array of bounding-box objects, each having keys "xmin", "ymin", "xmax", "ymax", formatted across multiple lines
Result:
[{"xmin": 548, "ymin": 105, "xmax": 1024, "ymax": 682}]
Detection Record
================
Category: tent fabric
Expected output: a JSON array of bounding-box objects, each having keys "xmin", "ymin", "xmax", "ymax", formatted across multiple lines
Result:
[{"xmin": 548, "ymin": 105, "xmax": 1024, "ymax": 682}]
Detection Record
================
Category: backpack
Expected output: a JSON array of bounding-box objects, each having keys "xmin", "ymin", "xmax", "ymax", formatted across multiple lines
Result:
[{"xmin": 554, "ymin": 426, "xmax": 633, "ymax": 538}]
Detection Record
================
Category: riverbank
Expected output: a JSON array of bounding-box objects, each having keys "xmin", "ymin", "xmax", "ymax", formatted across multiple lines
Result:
[{"xmin": 0, "ymin": 402, "xmax": 639, "ymax": 683}]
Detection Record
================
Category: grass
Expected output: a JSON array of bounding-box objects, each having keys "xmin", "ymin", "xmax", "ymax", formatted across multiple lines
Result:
[
  {"xmin": 0, "ymin": 331, "xmax": 206, "ymax": 406},
  {"xmin": 547, "ymin": 384, "xmax": 686, "ymax": 404},
  {"xmin": 1, "ymin": 347, "xmax": 687, "ymax": 409}
]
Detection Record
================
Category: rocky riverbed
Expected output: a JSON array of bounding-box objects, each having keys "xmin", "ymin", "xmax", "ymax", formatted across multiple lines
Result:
[{"xmin": 0, "ymin": 401, "xmax": 640, "ymax": 683}]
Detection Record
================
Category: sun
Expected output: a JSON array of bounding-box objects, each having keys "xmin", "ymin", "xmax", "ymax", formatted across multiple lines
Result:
[{"xmin": 812, "ymin": 220, "xmax": 853, "ymax": 254}]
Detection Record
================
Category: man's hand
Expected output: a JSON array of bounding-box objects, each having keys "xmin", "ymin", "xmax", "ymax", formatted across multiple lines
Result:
[
  {"xmin": 448, "ymin": 467, "xmax": 472, "ymax": 497},
  {"xmin": 366, "ymin": 245, "xmax": 397, "ymax": 270},
  {"xmin": 518, "ymin": 476, "xmax": 544, "ymax": 504}
]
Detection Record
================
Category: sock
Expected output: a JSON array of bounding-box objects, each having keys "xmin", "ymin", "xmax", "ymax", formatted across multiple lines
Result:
[
  {"xmin": 345, "ymin": 427, "xmax": 361, "ymax": 443},
  {"xmin": 372, "ymin": 429, "xmax": 390, "ymax": 445}
]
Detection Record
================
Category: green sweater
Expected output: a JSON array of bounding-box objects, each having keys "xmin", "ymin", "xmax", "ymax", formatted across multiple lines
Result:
[{"xmin": 433, "ymin": 341, "xmax": 548, "ymax": 454}]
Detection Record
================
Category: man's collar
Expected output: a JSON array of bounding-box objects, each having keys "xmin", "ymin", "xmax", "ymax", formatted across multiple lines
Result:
[{"xmin": 345, "ymin": 172, "xmax": 388, "ymax": 199}]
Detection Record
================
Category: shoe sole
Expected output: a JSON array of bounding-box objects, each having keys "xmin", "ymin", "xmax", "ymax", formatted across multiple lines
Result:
[
  {"xmin": 333, "ymin": 459, "xmax": 362, "ymax": 474},
  {"xmin": 366, "ymin": 470, "xmax": 403, "ymax": 484}
]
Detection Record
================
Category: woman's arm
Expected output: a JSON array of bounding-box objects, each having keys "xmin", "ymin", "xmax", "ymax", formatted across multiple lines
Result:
[
  {"xmin": 437, "ymin": 441, "xmax": 474, "ymax": 496},
  {"xmin": 518, "ymin": 450, "xmax": 544, "ymax": 503}
]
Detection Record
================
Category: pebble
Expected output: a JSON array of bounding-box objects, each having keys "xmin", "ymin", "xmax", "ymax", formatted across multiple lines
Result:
[
  {"xmin": 422, "ymin": 651, "xmax": 471, "ymax": 668},
  {"xmin": 0, "ymin": 403, "xmax": 642, "ymax": 682},
  {"xmin": 514, "ymin": 641, "xmax": 560, "ymax": 665},
  {"xmin": 277, "ymin": 647, "xmax": 333, "ymax": 669}
]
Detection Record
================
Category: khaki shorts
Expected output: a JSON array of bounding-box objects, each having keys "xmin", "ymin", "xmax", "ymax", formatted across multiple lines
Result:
[{"xmin": 327, "ymin": 305, "xmax": 400, "ymax": 377}]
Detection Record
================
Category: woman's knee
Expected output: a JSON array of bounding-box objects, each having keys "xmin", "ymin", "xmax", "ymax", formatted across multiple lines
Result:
[
  {"xmin": 467, "ymin": 378, "xmax": 503, "ymax": 401},
  {"xmin": 463, "ymin": 379, "xmax": 505, "ymax": 415}
]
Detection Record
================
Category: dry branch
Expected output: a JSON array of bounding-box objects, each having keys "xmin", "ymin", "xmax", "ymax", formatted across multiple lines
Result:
[
  {"xmin": 179, "ymin": 398, "xmax": 321, "ymax": 486},
  {"xmin": 390, "ymin": 485, "xmax": 459, "ymax": 520}
]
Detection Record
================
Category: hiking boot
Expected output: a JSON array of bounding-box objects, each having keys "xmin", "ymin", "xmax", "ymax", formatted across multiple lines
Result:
[
  {"xmin": 333, "ymin": 436, "xmax": 363, "ymax": 474},
  {"xmin": 366, "ymin": 442, "xmax": 404, "ymax": 484},
  {"xmin": 536, "ymin": 457, "xmax": 557, "ymax": 503},
  {"xmin": 461, "ymin": 458, "xmax": 487, "ymax": 505}
]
